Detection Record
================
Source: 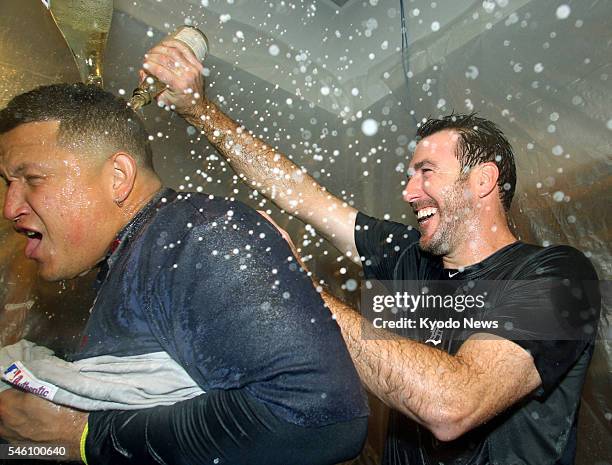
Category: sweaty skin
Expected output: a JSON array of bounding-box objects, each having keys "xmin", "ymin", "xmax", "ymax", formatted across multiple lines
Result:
[{"xmin": 2, "ymin": 122, "xmax": 120, "ymax": 281}]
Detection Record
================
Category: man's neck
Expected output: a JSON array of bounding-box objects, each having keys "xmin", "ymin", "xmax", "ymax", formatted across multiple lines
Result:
[
  {"xmin": 116, "ymin": 179, "xmax": 164, "ymax": 231},
  {"xmin": 442, "ymin": 220, "xmax": 517, "ymax": 270}
]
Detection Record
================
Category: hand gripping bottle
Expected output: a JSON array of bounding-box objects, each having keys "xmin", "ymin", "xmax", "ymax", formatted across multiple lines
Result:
[{"xmin": 129, "ymin": 26, "xmax": 209, "ymax": 110}]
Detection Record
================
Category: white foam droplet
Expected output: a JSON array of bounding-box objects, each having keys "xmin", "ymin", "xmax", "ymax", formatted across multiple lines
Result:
[
  {"xmin": 268, "ymin": 44, "xmax": 280, "ymax": 56},
  {"xmin": 552, "ymin": 145, "xmax": 563, "ymax": 156},
  {"xmin": 465, "ymin": 65, "xmax": 479, "ymax": 80},
  {"xmin": 431, "ymin": 21, "xmax": 440, "ymax": 31},
  {"xmin": 483, "ymin": 1, "xmax": 495, "ymax": 13},
  {"xmin": 361, "ymin": 118, "xmax": 379, "ymax": 136},
  {"xmin": 552, "ymin": 191, "xmax": 565, "ymax": 202},
  {"xmin": 556, "ymin": 4, "xmax": 571, "ymax": 19}
]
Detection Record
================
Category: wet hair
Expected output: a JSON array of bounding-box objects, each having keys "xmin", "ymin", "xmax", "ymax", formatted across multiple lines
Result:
[
  {"xmin": 416, "ymin": 113, "xmax": 516, "ymax": 211},
  {"xmin": 0, "ymin": 83, "xmax": 154, "ymax": 170}
]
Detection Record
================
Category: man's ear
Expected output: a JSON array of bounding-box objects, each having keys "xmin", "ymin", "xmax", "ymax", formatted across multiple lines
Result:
[
  {"xmin": 110, "ymin": 152, "xmax": 137, "ymax": 206},
  {"xmin": 476, "ymin": 162, "xmax": 499, "ymax": 199}
]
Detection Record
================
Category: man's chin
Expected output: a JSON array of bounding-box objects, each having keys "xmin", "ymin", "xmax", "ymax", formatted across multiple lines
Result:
[
  {"xmin": 418, "ymin": 236, "xmax": 435, "ymax": 254},
  {"xmin": 37, "ymin": 268, "xmax": 63, "ymax": 282},
  {"xmin": 418, "ymin": 233, "xmax": 448, "ymax": 256},
  {"xmin": 39, "ymin": 266, "xmax": 95, "ymax": 282},
  {"xmin": 418, "ymin": 225, "xmax": 435, "ymax": 250},
  {"xmin": 37, "ymin": 265, "xmax": 69, "ymax": 282}
]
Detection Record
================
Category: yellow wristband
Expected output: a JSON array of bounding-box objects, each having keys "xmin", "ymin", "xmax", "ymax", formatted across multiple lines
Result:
[{"xmin": 80, "ymin": 421, "xmax": 89, "ymax": 465}]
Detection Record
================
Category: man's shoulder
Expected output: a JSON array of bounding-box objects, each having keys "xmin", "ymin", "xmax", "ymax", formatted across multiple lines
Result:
[
  {"xmin": 354, "ymin": 211, "xmax": 443, "ymax": 280},
  {"xmin": 511, "ymin": 242, "xmax": 597, "ymax": 280},
  {"xmin": 158, "ymin": 192, "xmax": 254, "ymax": 220},
  {"xmin": 126, "ymin": 192, "xmax": 266, "ymax": 274},
  {"xmin": 145, "ymin": 192, "xmax": 259, "ymax": 239},
  {"xmin": 355, "ymin": 211, "xmax": 422, "ymax": 258},
  {"xmin": 356, "ymin": 211, "xmax": 419, "ymax": 238}
]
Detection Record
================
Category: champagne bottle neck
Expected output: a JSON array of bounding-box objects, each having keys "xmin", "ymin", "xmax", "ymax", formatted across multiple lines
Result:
[{"xmin": 128, "ymin": 88, "xmax": 151, "ymax": 110}]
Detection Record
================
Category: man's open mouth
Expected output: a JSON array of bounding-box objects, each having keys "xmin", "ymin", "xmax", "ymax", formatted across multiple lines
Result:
[
  {"xmin": 15, "ymin": 227, "xmax": 43, "ymax": 258},
  {"xmin": 24, "ymin": 230, "xmax": 42, "ymax": 239},
  {"xmin": 416, "ymin": 207, "xmax": 438, "ymax": 224}
]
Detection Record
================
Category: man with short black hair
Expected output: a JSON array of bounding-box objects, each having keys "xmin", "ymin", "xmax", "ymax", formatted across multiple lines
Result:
[
  {"xmin": 143, "ymin": 38, "xmax": 600, "ymax": 464},
  {"xmin": 414, "ymin": 113, "xmax": 516, "ymax": 211},
  {"xmin": 0, "ymin": 83, "xmax": 369, "ymax": 464}
]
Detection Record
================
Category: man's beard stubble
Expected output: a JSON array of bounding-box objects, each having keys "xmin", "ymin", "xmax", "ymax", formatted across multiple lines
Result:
[{"xmin": 419, "ymin": 178, "xmax": 473, "ymax": 257}]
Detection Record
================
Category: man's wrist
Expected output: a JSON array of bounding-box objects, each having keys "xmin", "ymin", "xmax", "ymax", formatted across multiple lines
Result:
[
  {"xmin": 64, "ymin": 412, "xmax": 89, "ymax": 461},
  {"xmin": 179, "ymin": 98, "xmax": 214, "ymax": 128}
]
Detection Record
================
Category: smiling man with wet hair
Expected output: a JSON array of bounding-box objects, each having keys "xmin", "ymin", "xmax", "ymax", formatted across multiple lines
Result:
[
  {"xmin": 415, "ymin": 113, "xmax": 516, "ymax": 211},
  {"xmin": 401, "ymin": 113, "xmax": 518, "ymax": 260},
  {"xmin": 0, "ymin": 83, "xmax": 368, "ymax": 464}
]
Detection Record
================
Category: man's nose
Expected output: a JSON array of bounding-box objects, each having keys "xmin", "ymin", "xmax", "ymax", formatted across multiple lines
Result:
[
  {"xmin": 3, "ymin": 183, "xmax": 29, "ymax": 221},
  {"xmin": 402, "ymin": 176, "xmax": 422, "ymax": 204}
]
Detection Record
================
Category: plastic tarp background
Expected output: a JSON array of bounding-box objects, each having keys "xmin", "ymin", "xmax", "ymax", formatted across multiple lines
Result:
[{"xmin": 0, "ymin": 0, "xmax": 609, "ymax": 463}]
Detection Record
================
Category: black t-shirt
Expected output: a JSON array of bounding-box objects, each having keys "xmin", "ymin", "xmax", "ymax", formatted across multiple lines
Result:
[{"xmin": 355, "ymin": 212, "xmax": 600, "ymax": 465}]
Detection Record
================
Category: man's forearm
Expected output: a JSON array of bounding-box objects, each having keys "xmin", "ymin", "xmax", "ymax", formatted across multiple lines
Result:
[
  {"xmin": 180, "ymin": 101, "xmax": 358, "ymax": 257},
  {"xmin": 319, "ymin": 290, "xmax": 480, "ymax": 437},
  {"xmin": 182, "ymin": 100, "xmax": 320, "ymax": 215}
]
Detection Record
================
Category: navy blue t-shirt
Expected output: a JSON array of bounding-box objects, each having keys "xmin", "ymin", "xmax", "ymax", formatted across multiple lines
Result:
[{"xmin": 74, "ymin": 189, "xmax": 368, "ymax": 427}]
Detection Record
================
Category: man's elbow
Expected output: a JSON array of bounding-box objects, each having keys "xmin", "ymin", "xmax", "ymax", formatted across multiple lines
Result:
[{"xmin": 426, "ymin": 406, "xmax": 476, "ymax": 442}]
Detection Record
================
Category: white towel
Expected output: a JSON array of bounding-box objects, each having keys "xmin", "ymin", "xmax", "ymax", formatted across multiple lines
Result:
[{"xmin": 0, "ymin": 340, "xmax": 204, "ymax": 410}]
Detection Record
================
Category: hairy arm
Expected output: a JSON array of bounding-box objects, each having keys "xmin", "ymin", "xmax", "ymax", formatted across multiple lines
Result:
[
  {"xmin": 320, "ymin": 290, "xmax": 542, "ymax": 441},
  {"xmin": 142, "ymin": 40, "xmax": 359, "ymax": 259}
]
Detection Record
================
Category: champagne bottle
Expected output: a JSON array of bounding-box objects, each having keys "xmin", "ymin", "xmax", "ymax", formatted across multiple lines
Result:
[{"xmin": 129, "ymin": 26, "xmax": 209, "ymax": 110}]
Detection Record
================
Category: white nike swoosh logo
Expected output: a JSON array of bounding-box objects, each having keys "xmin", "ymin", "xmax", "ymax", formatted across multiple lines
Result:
[{"xmin": 448, "ymin": 271, "xmax": 460, "ymax": 277}]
